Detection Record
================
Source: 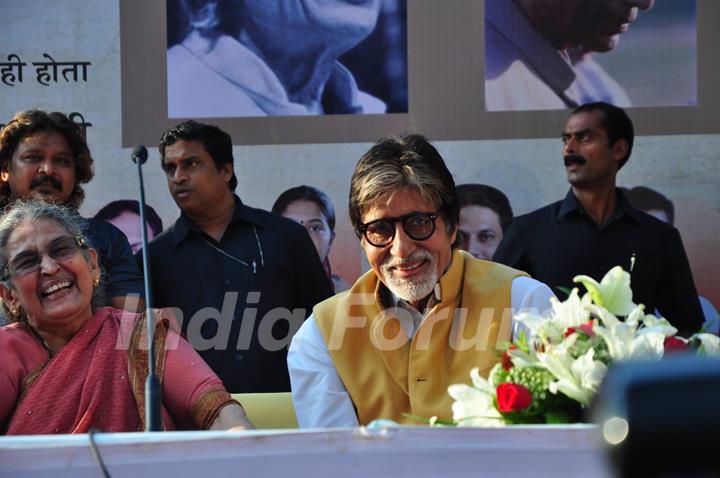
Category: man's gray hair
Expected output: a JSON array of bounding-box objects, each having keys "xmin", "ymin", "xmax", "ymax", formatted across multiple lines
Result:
[
  {"xmin": 0, "ymin": 200, "xmax": 107, "ymax": 323},
  {"xmin": 348, "ymin": 134, "xmax": 460, "ymax": 241}
]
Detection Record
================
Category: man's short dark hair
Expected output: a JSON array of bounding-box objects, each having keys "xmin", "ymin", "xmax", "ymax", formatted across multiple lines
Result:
[
  {"xmin": 0, "ymin": 110, "xmax": 94, "ymax": 209},
  {"xmin": 159, "ymin": 120, "xmax": 238, "ymax": 190},
  {"xmin": 456, "ymin": 183, "xmax": 513, "ymax": 233},
  {"xmin": 624, "ymin": 185, "xmax": 675, "ymax": 225},
  {"xmin": 349, "ymin": 134, "xmax": 459, "ymax": 245},
  {"xmin": 94, "ymin": 199, "xmax": 164, "ymax": 236},
  {"xmin": 272, "ymin": 185, "xmax": 337, "ymax": 233},
  {"xmin": 572, "ymin": 101, "xmax": 634, "ymax": 170}
]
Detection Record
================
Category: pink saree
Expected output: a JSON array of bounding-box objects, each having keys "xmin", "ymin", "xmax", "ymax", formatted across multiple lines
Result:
[{"xmin": 3, "ymin": 307, "xmax": 234, "ymax": 434}]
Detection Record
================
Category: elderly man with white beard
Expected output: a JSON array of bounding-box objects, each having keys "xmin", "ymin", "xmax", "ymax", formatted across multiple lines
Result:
[{"xmin": 288, "ymin": 134, "xmax": 554, "ymax": 428}]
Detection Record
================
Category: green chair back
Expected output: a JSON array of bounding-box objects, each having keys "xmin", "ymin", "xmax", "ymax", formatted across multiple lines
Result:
[{"xmin": 231, "ymin": 392, "xmax": 299, "ymax": 429}]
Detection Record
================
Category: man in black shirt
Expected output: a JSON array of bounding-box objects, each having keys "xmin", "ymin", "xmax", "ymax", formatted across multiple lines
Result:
[
  {"xmin": 142, "ymin": 121, "xmax": 333, "ymax": 392},
  {"xmin": 493, "ymin": 102, "xmax": 703, "ymax": 335}
]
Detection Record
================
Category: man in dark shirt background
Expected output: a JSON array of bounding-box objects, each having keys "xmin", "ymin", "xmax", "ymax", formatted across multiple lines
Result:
[
  {"xmin": 141, "ymin": 120, "xmax": 333, "ymax": 392},
  {"xmin": 0, "ymin": 109, "xmax": 144, "ymax": 316},
  {"xmin": 493, "ymin": 102, "xmax": 702, "ymax": 335}
]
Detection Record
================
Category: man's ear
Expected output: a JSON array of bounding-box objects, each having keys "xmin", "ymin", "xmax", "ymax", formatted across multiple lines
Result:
[
  {"xmin": 1, "ymin": 158, "xmax": 14, "ymax": 182},
  {"xmin": 611, "ymin": 139, "xmax": 629, "ymax": 165},
  {"xmin": 448, "ymin": 224, "xmax": 458, "ymax": 246},
  {"xmin": 220, "ymin": 162, "xmax": 233, "ymax": 183}
]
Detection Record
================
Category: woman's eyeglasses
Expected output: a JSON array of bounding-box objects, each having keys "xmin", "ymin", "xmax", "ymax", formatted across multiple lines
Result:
[
  {"xmin": 3, "ymin": 235, "xmax": 88, "ymax": 280},
  {"xmin": 359, "ymin": 212, "xmax": 438, "ymax": 248}
]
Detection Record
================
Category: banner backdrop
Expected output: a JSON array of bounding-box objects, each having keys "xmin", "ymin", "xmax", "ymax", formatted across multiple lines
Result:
[{"xmin": 1, "ymin": 0, "xmax": 718, "ymax": 312}]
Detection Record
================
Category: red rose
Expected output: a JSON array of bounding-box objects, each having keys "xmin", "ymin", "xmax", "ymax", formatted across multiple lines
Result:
[
  {"xmin": 564, "ymin": 321, "xmax": 595, "ymax": 338},
  {"xmin": 664, "ymin": 336, "xmax": 687, "ymax": 353},
  {"xmin": 577, "ymin": 321, "xmax": 595, "ymax": 337},
  {"xmin": 501, "ymin": 345, "xmax": 518, "ymax": 371},
  {"xmin": 496, "ymin": 383, "xmax": 533, "ymax": 413}
]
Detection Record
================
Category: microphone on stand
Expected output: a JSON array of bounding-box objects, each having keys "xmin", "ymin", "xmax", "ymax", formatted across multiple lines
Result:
[{"xmin": 131, "ymin": 145, "xmax": 162, "ymax": 432}]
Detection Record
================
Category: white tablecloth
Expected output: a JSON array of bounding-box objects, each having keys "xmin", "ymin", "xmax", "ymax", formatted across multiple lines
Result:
[{"xmin": 0, "ymin": 425, "xmax": 611, "ymax": 477}]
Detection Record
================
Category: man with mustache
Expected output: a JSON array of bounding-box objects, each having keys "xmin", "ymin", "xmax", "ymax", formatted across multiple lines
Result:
[
  {"xmin": 288, "ymin": 134, "xmax": 554, "ymax": 427},
  {"xmin": 0, "ymin": 110, "xmax": 145, "ymax": 313},
  {"xmin": 142, "ymin": 120, "xmax": 333, "ymax": 393},
  {"xmin": 485, "ymin": 0, "xmax": 655, "ymax": 111},
  {"xmin": 493, "ymin": 102, "xmax": 703, "ymax": 335}
]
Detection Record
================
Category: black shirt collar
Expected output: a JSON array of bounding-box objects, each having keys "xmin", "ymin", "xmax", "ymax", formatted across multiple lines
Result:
[
  {"xmin": 557, "ymin": 188, "xmax": 640, "ymax": 226},
  {"xmin": 171, "ymin": 195, "xmax": 264, "ymax": 247}
]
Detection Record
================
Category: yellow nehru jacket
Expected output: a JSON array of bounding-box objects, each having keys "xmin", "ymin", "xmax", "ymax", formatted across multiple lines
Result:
[{"xmin": 314, "ymin": 249, "xmax": 528, "ymax": 425}]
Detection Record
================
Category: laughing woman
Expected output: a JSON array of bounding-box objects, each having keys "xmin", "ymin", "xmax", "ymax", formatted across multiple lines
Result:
[{"xmin": 0, "ymin": 201, "xmax": 252, "ymax": 434}]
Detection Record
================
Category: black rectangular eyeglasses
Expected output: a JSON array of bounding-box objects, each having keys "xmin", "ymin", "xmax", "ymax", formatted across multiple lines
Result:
[{"xmin": 359, "ymin": 212, "xmax": 438, "ymax": 248}]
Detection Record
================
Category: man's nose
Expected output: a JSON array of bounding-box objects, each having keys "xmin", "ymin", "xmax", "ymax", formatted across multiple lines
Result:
[
  {"xmin": 172, "ymin": 167, "xmax": 187, "ymax": 183},
  {"xmin": 37, "ymin": 159, "xmax": 57, "ymax": 176},
  {"xmin": 563, "ymin": 138, "xmax": 576, "ymax": 156},
  {"xmin": 390, "ymin": 224, "xmax": 416, "ymax": 258}
]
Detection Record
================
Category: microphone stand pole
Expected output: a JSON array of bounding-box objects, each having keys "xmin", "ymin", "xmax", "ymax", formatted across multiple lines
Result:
[{"xmin": 132, "ymin": 145, "xmax": 161, "ymax": 431}]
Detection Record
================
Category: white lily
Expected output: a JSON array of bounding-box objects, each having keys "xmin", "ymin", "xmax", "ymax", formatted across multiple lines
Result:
[
  {"xmin": 594, "ymin": 317, "xmax": 666, "ymax": 361},
  {"xmin": 537, "ymin": 337, "xmax": 606, "ymax": 407},
  {"xmin": 447, "ymin": 368, "xmax": 504, "ymax": 427},
  {"xmin": 506, "ymin": 347, "xmax": 542, "ymax": 368},
  {"xmin": 548, "ymin": 288, "xmax": 592, "ymax": 328},
  {"xmin": 516, "ymin": 289, "xmax": 592, "ymax": 345},
  {"xmin": 574, "ymin": 266, "xmax": 636, "ymax": 316},
  {"xmin": 691, "ymin": 333, "xmax": 720, "ymax": 356},
  {"xmin": 638, "ymin": 313, "xmax": 678, "ymax": 338},
  {"xmin": 587, "ymin": 303, "xmax": 623, "ymax": 330},
  {"xmin": 513, "ymin": 310, "xmax": 547, "ymax": 336},
  {"xmin": 624, "ymin": 304, "xmax": 647, "ymax": 328},
  {"xmin": 448, "ymin": 265, "xmax": 712, "ymax": 426},
  {"xmin": 487, "ymin": 363, "xmax": 505, "ymax": 386}
]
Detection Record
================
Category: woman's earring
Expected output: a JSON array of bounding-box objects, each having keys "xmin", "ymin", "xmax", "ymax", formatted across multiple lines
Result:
[{"xmin": 93, "ymin": 277, "xmax": 100, "ymax": 287}]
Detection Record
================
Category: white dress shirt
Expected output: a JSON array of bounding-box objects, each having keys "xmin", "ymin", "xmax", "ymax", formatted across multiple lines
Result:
[
  {"xmin": 167, "ymin": 31, "xmax": 386, "ymax": 118},
  {"xmin": 484, "ymin": 0, "xmax": 631, "ymax": 111},
  {"xmin": 288, "ymin": 276, "xmax": 555, "ymax": 428}
]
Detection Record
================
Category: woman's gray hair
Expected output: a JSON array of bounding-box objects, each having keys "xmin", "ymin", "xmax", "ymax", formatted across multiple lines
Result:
[{"xmin": 0, "ymin": 200, "xmax": 107, "ymax": 323}]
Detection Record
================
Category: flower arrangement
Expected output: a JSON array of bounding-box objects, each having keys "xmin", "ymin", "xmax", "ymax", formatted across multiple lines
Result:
[{"xmin": 447, "ymin": 266, "xmax": 720, "ymax": 427}]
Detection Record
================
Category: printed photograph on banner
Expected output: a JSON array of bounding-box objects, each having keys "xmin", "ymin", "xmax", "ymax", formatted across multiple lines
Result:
[
  {"xmin": 484, "ymin": 0, "xmax": 697, "ymax": 111},
  {"xmin": 166, "ymin": 0, "xmax": 408, "ymax": 118}
]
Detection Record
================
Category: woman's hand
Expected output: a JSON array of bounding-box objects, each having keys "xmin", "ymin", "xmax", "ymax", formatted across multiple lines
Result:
[{"xmin": 209, "ymin": 402, "xmax": 254, "ymax": 431}]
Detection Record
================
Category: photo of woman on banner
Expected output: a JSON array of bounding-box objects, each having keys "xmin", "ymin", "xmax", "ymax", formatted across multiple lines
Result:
[{"xmin": 166, "ymin": 0, "xmax": 407, "ymax": 118}]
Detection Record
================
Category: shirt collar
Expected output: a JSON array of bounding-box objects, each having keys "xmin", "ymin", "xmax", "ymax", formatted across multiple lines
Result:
[
  {"xmin": 181, "ymin": 31, "xmax": 365, "ymax": 115},
  {"xmin": 170, "ymin": 195, "xmax": 263, "ymax": 247},
  {"xmin": 376, "ymin": 281, "xmax": 442, "ymax": 339},
  {"xmin": 557, "ymin": 188, "xmax": 640, "ymax": 225},
  {"xmin": 557, "ymin": 189, "xmax": 585, "ymax": 220},
  {"xmin": 485, "ymin": 0, "xmax": 576, "ymax": 94}
]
